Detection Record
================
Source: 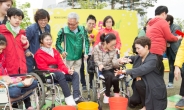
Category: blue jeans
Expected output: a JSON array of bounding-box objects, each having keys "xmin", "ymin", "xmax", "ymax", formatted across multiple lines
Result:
[
  {"xmin": 9, "ymin": 80, "xmax": 38, "ymax": 108},
  {"xmin": 54, "ymin": 71, "xmax": 80, "ymax": 99},
  {"xmin": 9, "ymin": 80, "xmax": 37, "ymax": 98}
]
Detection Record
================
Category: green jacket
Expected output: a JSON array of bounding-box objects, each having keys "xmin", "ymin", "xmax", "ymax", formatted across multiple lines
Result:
[{"xmin": 56, "ymin": 26, "xmax": 89, "ymax": 61}]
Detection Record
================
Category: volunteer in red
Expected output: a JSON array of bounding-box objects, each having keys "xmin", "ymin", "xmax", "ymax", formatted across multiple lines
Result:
[
  {"xmin": 146, "ymin": 5, "xmax": 182, "ymax": 76},
  {"xmin": 94, "ymin": 15, "xmax": 121, "ymax": 52}
]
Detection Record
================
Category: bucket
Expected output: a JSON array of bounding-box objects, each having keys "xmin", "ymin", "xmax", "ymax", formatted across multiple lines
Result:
[
  {"xmin": 109, "ymin": 97, "xmax": 128, "ymax": 110},
  {"xmin": 78, "ymin": 102, "xmax": 98, "ymax": 110},
  {"xmin": 52, "ymin": 105, "xmax": 76, "ymax": 110}
]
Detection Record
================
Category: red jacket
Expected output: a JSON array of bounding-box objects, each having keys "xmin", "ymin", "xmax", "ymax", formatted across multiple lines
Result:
[
  {"xmin": 94, "ymin": 28, "xmax": 122, "ymax": 49},
  {"xmin": 0, "ymin": 25, "xmax": 27, "ymax": 74},
  {"xmin": 146, "ymin": 17, "xmax": 178, "ymax": 55},
  {"xmin": 0, "ymin": 52, "xmax": 7, "ymax": 75},
  {"xmin": 35, "ymin": 48, "xmax": 69, "ymax": 74}
]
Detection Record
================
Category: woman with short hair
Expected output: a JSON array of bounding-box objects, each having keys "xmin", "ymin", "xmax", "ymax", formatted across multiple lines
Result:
[
  {"xmin": 116, "ymin": 37, "xmax": 167, "ymax": 110},
  {"xmin": 25, "ymin": 9, "xmax": 51, "ymax": 73}
]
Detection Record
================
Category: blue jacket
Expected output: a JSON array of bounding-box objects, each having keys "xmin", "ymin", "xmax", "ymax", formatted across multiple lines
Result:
[
  {"xmin": 26, "ymin": 23, "xmax": 50, "ymax": 54},
  {"xmin": 25, "ymin": 23, "xmax": 50, "ymax": 72}
]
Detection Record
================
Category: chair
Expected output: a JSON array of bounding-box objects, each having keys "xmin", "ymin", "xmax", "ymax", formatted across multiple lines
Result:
[
  {"xmin": 91, "ymin": 64, "xmax": 132, "ymax": 110},
  {"xmin": 34, "ymin": 68, "xmax": 64, "ymax": 110},
  {"xmin": 0, "ymin": 72, "xmax": 44, "ymax": 110}
]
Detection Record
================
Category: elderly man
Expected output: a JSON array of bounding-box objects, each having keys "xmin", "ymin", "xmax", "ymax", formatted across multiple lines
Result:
[{"xmin": 56, "ymin": 12, "xmax": 89, "ymax": 87}]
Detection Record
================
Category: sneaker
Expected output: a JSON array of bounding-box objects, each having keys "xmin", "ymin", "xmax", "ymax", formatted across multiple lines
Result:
[
  {"xmin": 175, "ymin": 99, "xmax": 184, "ymax": 109},
  {"xmin": 65, "ymin": 95, "xmax": 76, "ymax": 106},
  {"xmin": 82, "ymin": 86, "xmax": 87, "ymax": 91},
  {"xmin": 167, "ymin": 82, "xmax": 174, "ymax": 89},
  {"xmin": 75, "ymin": 96, "xmax": 86, "ymax": 104},
  {"xmin": 98, "ymin": 72, "xmax": 105, "ymax": 79},
  {"xmin": 103, "ymin": 94, "xmax": 109, "ymax": 104},
  {"xmin": 99, "ymin": 74, "xmax": 105, "ymax": 79},
  {"xmin": 119, "ymin": 74, "xmax": 125, "ymax": 79}
]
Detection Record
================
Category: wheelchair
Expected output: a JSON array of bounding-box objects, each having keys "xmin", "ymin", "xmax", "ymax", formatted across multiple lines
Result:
[
  {"xmin": 90, "ymin": 64, "xmax": 132, "ymax": 110},
  {"xmin": 34, "ymin": 66, "xmax": 64, "ymax": 110},
  {"xmin": 0, "ymin": 72, "xmax": 44, "ymax": 110}
]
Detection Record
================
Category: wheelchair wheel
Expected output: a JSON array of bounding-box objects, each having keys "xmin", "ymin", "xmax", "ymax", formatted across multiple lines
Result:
[
  {"xmin": 46, "ymin": 107, "xmax": 51, "ymax": 110},
  {"xmin": 29, "ymin": 72, "xmax": 46, "ymax": 109},
  {"xmin": 91, "ymin": 80, "xmax": 97, "ymax": 102},
  {"xmin": 98, "ymin": 100, "xmax": 102, "ymax": 110}
]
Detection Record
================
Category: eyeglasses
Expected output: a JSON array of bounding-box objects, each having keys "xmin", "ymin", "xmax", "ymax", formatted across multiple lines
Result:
[{"xmin": 68, "ymin": 22, "xmax": 78, "ymax": 26}]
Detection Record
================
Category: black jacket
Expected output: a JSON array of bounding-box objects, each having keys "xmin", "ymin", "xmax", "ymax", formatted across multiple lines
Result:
[{"xmin": 126, "ymin": 53, "xmax": 167, "ymax": 110}]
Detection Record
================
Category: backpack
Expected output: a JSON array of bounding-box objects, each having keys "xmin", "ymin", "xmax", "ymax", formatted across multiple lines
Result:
[{"xmin": 87, "ymin": 55, "xmax": 95, "ymax": 74}]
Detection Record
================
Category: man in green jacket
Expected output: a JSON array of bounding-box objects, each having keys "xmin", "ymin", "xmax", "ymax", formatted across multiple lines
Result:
[{"xmin": 56, "ymin": 12, "xmax": 89, "ymax": 85}]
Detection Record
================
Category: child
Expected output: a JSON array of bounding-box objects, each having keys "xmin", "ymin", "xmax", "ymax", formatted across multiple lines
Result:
[
  {"xmin": 0, "ymin": 7, "xmax": 29, "ymax": 74},
  {"xmin": 0, "ymin": 8, "xmax": 36, "ymax": 110}
]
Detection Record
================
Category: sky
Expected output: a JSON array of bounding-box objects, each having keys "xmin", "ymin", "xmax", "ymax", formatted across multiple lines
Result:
[
  {"xmin": 16, "ymin": 0, "xmax": 184, "ymax": 23},
  {"xmin": 146, "ymin": 0, "xmax": 184, "ymax": 19}
]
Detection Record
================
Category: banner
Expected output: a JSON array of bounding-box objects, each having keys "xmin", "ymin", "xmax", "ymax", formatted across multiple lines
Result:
[{"xmin": 46, "ymin": 9, "xmax": 138, "ymax": 56}]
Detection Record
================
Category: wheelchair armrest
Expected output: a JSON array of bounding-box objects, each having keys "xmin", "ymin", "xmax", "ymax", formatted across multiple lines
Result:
[
  {"xmin": 34, "ymin": 70, "xmax": 50, "ymax": 74},
  {"xmin": 9, "ymin": 74, "xmax": 28, "ymax": 77},
  {"xmin": 0, "ymin": 81, "xmax": 8, "ymax": 88}
]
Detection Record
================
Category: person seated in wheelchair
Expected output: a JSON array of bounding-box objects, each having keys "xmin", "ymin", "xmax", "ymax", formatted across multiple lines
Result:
[
  {"xmin": 115, "ymin": 37, "xmax": 167, "ymax": 110},
  {"xmin": 0, "ymin": 34, "xmax": 37, "ymax": 110},
  {"xmin": 93, "ymin": 33, "xmax": 125, "ymax": 104},
  {"xmin": 34, "ymin": 32, "xmax": 85, "ymax": 106}
]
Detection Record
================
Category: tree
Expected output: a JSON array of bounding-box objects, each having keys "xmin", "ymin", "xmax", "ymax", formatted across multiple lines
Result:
[
  {"xmin": 12, "ymin": 0, "xmax": 31, "ymax": 29},
  {"xmin": 175, "ymin": 18, "xmax": 184, "ymax": 31},
  {"xmin": 78, "ymin": 0, "xmax": 107, "ymax": 9},
  {"xmin": 118, "ymin": 0, "xmax": 157, "ymax": 16}
]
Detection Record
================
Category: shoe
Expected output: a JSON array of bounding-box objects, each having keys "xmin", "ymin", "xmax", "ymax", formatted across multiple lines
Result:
[
  {"xmin": 75, "ymin": 96, "xmax": 86, "ymax": 104},
  {"xmin": 103, "ymin": 94, "xmax": 109, "ymax": 104},
  {"xmin": 175, "ymin": 98, "xmax": 184, "ymax": 109},
  {"xmin": 65, "ymin": 95, "xmax": 76, "ymax": 106},
  {"xmin": 98, "ymin": 71, "xmax": 105, "ymax": 79},
  {"xmin": 82, "ymin": 86, "xmax": 87, "ymax": 91},
  {"xmin": 119, "ymin": 74, "xmax": 125, "ymax": 79},
  {"xmin": 167, "ymin": 82, "xmax": 174, "ymax": 89},
  {"xmin": 99, "ymin": 74, "xmax": 105, "ymax": 79}
]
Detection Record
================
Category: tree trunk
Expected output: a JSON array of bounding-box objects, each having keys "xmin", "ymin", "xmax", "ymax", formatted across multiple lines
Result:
[
  {"xmin": 111, "ymin": 0, "xmax": 115, "ymax": 9},
  {"xmin": 72, "ymin": 0, "xmax": 74, "ymax": 8}
]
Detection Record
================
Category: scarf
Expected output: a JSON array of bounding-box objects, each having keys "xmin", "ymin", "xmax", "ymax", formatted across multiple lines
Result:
[
  {"xmin": 9, "ymin": 23, "xmax": 20, "ymax": 34},
  {"xmin": 40, "ymin": 46, "xmax": 54, "ymax": 57}
]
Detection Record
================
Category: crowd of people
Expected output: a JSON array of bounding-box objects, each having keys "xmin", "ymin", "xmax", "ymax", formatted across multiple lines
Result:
[{"xmin": 0, "ymin": 0, "xmax": 184, "ymax": 109}]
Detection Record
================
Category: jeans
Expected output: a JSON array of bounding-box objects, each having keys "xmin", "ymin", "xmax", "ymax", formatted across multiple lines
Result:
[
  {"xmin": 80, "ymin": 56, "xmax": 86, "ymax": 87},
  {"xmin": 26, "ymin": 56, "xmax": 36, "ymax": 73},
  {"xmin": 168, "ymin": 58, "xmax": 175, "ymax": 83},
  {"xmin": 54, "ymin": 71, "xmax": 80, "ymax": 99},
  {"xmin": 9, "ymin": 80, "xmax": 38, "ymax": 109}
]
